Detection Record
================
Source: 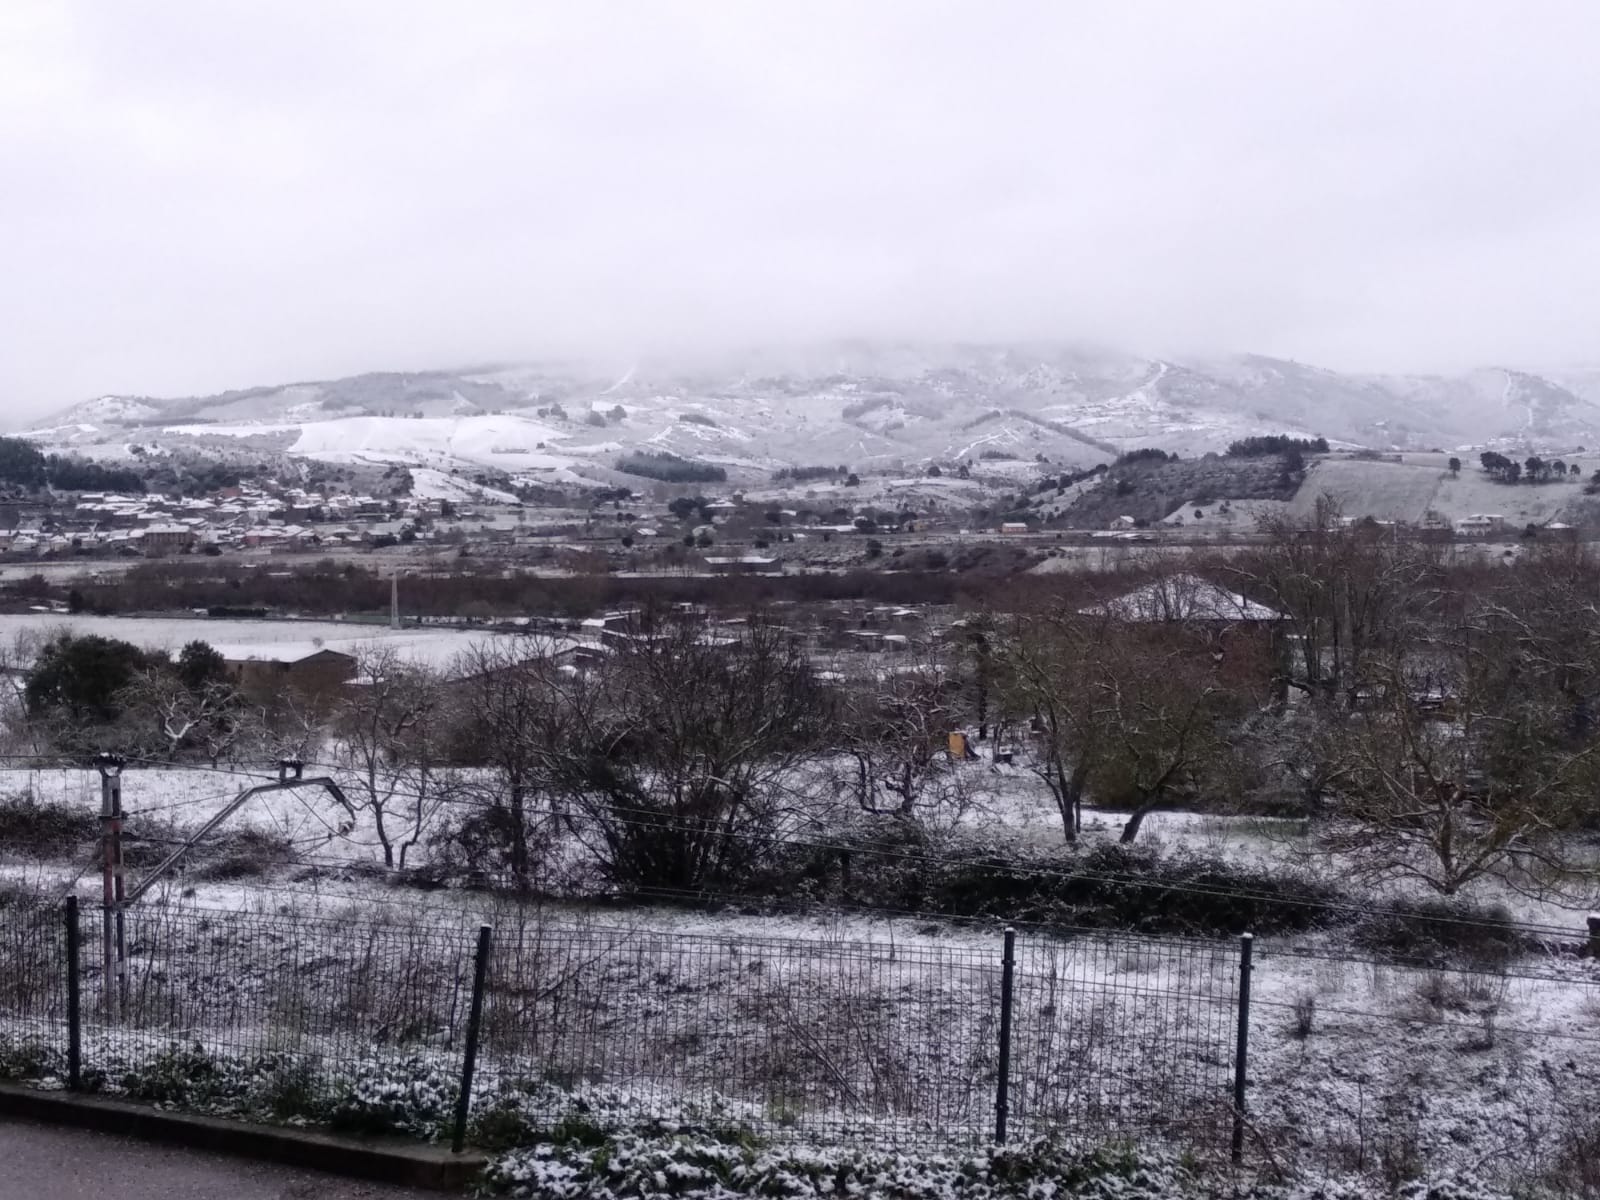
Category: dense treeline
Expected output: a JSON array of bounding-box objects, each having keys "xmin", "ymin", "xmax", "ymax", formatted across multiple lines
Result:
[
  {"xmin": 614, "ymin": 452, "xmax": 727, "ymax": 483},
  {"xmin": 1225, "ymin": 435, "xmax": 1329, "ymax": 457},
  {"xmin": 1113, "ymin": 448, "xmax": 1176, "ymax": 466},
  {"xmin": 771, "ymin": 465, "xmax": 849, "ymax": 482},
  {"xmin": 1479, "ymin": 450, "xmax": 1579, "ymax": 484},
  {"xmin": 0, "ymin": 436, "xmax": 145, "ymax": 494},
  {"xmin": 40, "ymin": 558, "xmax": 1031, "ymax": 619}
]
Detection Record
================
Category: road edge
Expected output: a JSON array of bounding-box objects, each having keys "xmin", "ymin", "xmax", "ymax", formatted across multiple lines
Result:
[{"xmin": 0, "ymin": 1083, "xmax": 483, "ymax": 1192}]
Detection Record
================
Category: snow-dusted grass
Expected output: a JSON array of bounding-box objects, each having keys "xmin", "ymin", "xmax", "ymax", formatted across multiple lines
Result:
[
  {"xmin": 5, "ymin": 756, "xmax": 1600, "ymax": 1189},
  {"xmin": 6, "ymin": 861, "xmax": 1600, "ymax": 1191},
  {"xmin": 0, "ymin": 612, "xmax": 425, "ymax": 654},
  {"xmin": 1289, "ymin": 461, "xmax": 1441, "ymax": 524},
  {"xmin": 1289, "ymin": 455, "xmax": 1590, "ymax": 527}
]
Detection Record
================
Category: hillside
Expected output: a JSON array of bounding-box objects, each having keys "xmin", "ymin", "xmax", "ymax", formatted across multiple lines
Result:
[
  {"xmin": 17, "ymin": 345, "xmax": 1600, "ymax": 490},
  {"xmin": 1053, "ymin": 456, "xmax": 1297, "ymax": 528},
  {"xmin": 1290, "ymin": 453, "xmax": 1594, "ymax": 527}
]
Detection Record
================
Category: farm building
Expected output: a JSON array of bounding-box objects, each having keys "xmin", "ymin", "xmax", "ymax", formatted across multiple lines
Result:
[
  {"xmin": 704, "ymin": 555, "xmax": 782, "ymax": 575},
  {"xmin": 212, "ymin": 643, "xmax": 358, "ymax": 694},
  {"xmin": 1081, "ymin": 574, "xmax": 1283, "ymax": 624},
  {"xmin": 1455, "ymin": 513, "xmax": 1506, "ymax": 535}
]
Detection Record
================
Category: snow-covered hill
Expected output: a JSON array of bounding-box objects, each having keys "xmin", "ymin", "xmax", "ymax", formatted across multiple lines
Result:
[{"xmin": 19, "ymin": 346, "xmax": 1600, "ymax": 486}]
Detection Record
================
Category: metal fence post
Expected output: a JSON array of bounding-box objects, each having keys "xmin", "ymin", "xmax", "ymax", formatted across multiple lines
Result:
[
  {"xmin": 995, "ymin": 926, "xmax": 1016, "ymax": 1145},
  {"xmin": 95, "ymin": 755, "xmax": 126, "ymax": 1020},
  {"xmin": 65, "ymin": 895, "xmax": 81, "ymax": 1092},
  {"xmin": 1231, "ymin": 932, "xmax": 1254, "ymax": 1164},
  {"xmin": 451, "ymin": 924, "xmax": 493, "ymax": 1154}
]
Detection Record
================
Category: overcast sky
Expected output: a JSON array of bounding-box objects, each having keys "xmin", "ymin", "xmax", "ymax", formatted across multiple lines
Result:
[{"xmin": 4, "ymin": 2, "xmax": 1600, "ymax": 414}]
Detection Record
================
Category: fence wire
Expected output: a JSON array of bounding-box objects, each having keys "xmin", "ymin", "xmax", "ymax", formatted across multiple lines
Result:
[
  {"xmin": 1010, "ymin": 931, "xmax": 1241, "ymax": 1152},
  {"xmin": 479, "ymin": 922, "xmax": 1005, "ymax": 1145},
  {"xmin": 2, "ymin": 896, "xmax": 1597, "ymax": 1182},
  {"xmin": 0, "ymin": 895, "xmax": 66, "ymax": 1076}
]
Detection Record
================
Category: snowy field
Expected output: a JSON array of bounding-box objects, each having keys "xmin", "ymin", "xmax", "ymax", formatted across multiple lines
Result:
[
  {"xmin": 4, "ymin": 755, "xmax": 1600, "ymax": 1187},
  {"xmin": 1292, "ymin": 455, "xmax": 1592, "ymax": 526},
  {"xmin": 0, "ymin": 613, "xmax": 517, "ymax": 676}
]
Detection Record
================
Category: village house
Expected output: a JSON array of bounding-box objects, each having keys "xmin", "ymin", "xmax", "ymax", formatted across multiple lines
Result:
[
  {"xmin": 1455, "ymin": 513, "xmax": 1506, "ymax": 536},
  {"xmin": 213, "ymin": 642, "xmax": 358, "ymax": 695},
  {"xmin": 137, "ymin": 523, "xmax": 196, "ymax": 556},
  {"xmin": 1081, "ymin": 574, "xmax": 1284, "ymax": 624},
  {"xmin": 703, "ymin": 554, "xmax": 782, "ymax": 575}
]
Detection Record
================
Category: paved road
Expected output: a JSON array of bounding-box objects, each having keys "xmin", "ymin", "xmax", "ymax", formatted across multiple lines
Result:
[{"xmin": 0, "ymin": 1119, "xmax": 446, "ymax": 1200}]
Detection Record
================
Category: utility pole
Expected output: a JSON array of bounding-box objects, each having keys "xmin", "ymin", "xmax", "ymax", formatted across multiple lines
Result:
[
  {"xmin": 390, "ymin": 570, "xmax": 401, "ymax": 630},
  {"xmin": 95, "ymin": 753, "xmax": 126, "ymax": 1019}
]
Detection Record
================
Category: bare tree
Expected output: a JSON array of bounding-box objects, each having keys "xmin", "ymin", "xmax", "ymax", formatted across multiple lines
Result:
[
  {"xmin": 999, "ymin": 593, "xmax": 1266, "ymax": 844},
  {"xmin": 0, "ymin": 631, "xmax": 46, "ymax": 755},
  {"xmin": 555, "ymin": 613, "xmax": 830, "ymax": 891},
  {"xmin": 1229, "ymin": 497, "xmax": 1437, "ymax": 706},
  {"xmin": 117, "ymin": 666, "xmax": 250, "ymax": 765},
  {"xmin": 444, "ymin": 634, "xmax": 583, "ymax": 890},
  {"xmin": 331, "ymin": 644, "xmax": 446, "ymax": 869},
  {"xmin": 995, "ymin": 608, "xmax": 1113, "ymax": 842},
  {"xmin": 1313, "ymin": 568, "xmax": 1600, "ymax": 899},
  {"xmin": 1090, "ymin": 627, "xmax": 1256, "ymax": 843},
  {"xmin": 251, "ymin": 685, "xmax": 331, "ymax": 764},
  {"xmin": 828, "ymin": 644, "xmax": 969, "ymax": 824}
]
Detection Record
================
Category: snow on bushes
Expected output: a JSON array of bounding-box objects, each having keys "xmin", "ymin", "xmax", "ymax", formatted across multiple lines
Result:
[
  {"xmin": 0, "ymin": 1030, "xmax": 459, "ymax": 1138},
  {"xmin": 478, "ymin": 1136, "xmax": 1518, "ymax": 1200}
]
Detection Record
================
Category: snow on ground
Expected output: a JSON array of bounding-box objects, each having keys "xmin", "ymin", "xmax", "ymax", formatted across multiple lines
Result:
[
  {"xmin": 6, "ymin": 755, "xmax": 1600, "ymax": 1184},
  {"xmin": 1161, "ymin": 498, "xmax": 1290, "ymax": 529},
  {"xmin": 406, "ymin": 466, "xmax": 520, "ymax": 504},
  {"xmin": 1291, "ymin": 455, "xmax": 1592, "ymax": 526},
  {"xmin": 159, "ymin": 421, "xmax": 304, "ymax": 438},
  {"xmin": 288, "ymin": 413, "xmax": 572, "ymax": 471},
  {"xmin": 0, "ymin": 612, "xmax": 427, "ymax": 655},
  {"xmin": 0, "ymin": 614, "xmax": 538, "ymax": 684}
]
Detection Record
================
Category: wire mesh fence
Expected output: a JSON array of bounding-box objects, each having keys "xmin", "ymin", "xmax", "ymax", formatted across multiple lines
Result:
[
  {"xmin": 0, "ymin": 897, "xmax": 1249, "ymax": 1152},
  {"xmin": 96, "ymin": 903, "xmax": 480, "ymax": 1073},
  {"xmin": 2, "ymin": 894, "xmax": 1598, "ymax": 1182},
  {"xmin": 1009, "ymin": 930, "xmax": 1242, "ymax": 1151},
  {"xmin": 1246, "ymin": 939, "xmax": 1600, "ymax": 1187},
  {"xmin": 0, "ymin": 894, "xmax": 68, "ymax": 1078},
  {"xmin": 478, "ymin": 920, "xmax": 1007, "ymax": 1145}
]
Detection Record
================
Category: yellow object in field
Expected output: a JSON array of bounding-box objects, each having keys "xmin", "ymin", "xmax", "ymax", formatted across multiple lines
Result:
[{"xmin": 948, "ymin": 731, "xmax": 967, "ymax": 759}]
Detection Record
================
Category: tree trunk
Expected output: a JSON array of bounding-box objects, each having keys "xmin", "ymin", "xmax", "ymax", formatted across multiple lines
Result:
[
  {"xmin": 509, "ymin": 780, "xmax": 528, "ymax": 889},
  {"xmin": 1054, "ymin": 758, "xmax": 1078, "ymax": 843},
  {"xmin": 1120, "ymin": 804, "xmax": 1153, "ymax": 844}
]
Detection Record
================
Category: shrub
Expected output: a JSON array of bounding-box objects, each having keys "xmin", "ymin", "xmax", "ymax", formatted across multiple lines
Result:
[
  {"xmin": 326, "ymin": 1054, "xmax": 458, "ymax": 1138},
  {"xmin": 1115, "ymin": 448, "xmax": 1176, "ymax": 466},
  {"xmin": 188, "ymin": 828, "xmax": 298, "ymax": 881},
  {"xmin": 1291, "ymin": 993, "xmax": 1317, "ymax": 1039},
  {"xmin": 756, "ymin": 834, "xmax": 1345, "ymax": 937},
  {"xmin": 482, "ymin": 1137, "xmax": 1202, "ymax": 1200},
  {"xmin": 0, "ymin": 1034, "xmax": 58, "ymax": 1083},
  {"xmin": 468, "ymin": 1079, "xmax": 757, "ymax": 1152},
  {"xmin": 1351, "ymin": 897, "xmax": 1524, "ymax": 968},
  {"xmin": 0, "ymin": 792, "xmax": 98, "ymax": 856},
  {"xmin": 121, "ymin": 1044, "xmax": 248, "ymax": 1110},
  {"xmin": 480, "ymin": 1133, "xmax": 1515, "ymax": 1199}
]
